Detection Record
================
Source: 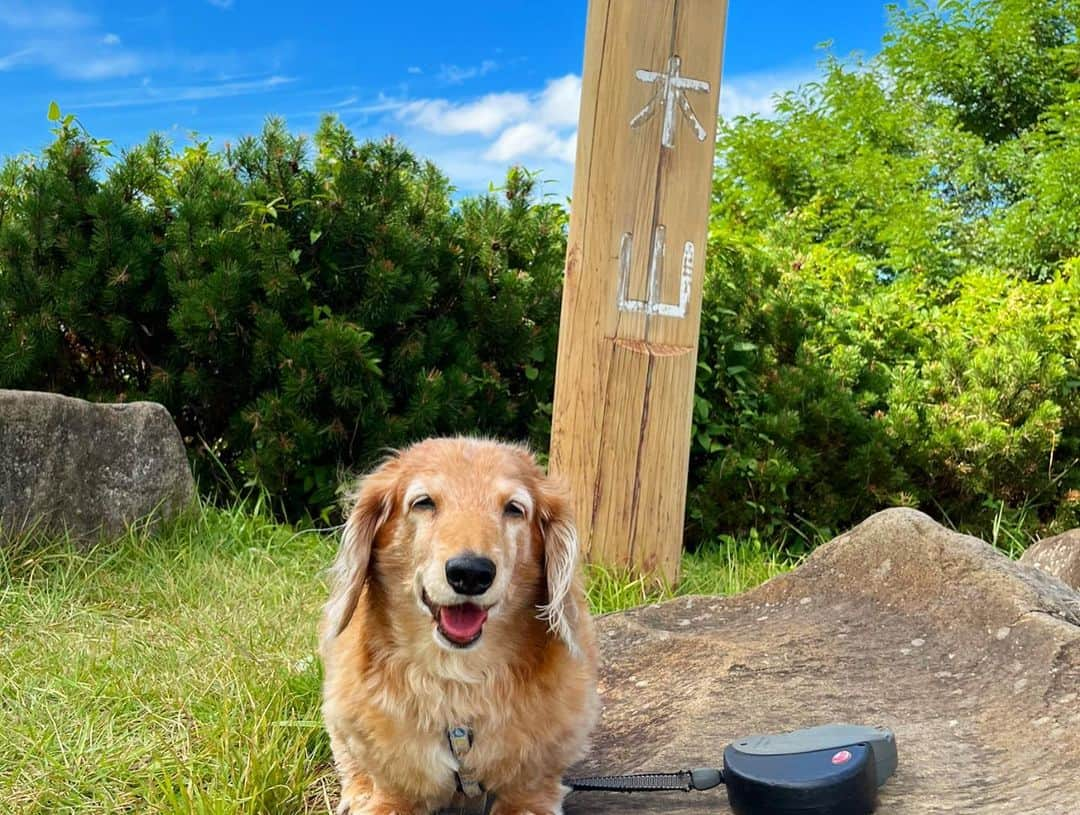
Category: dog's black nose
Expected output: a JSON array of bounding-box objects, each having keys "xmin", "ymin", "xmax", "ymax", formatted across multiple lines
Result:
[{"xmin": 445, "ymin": 555, "xmax": 496, "ymax": 596}]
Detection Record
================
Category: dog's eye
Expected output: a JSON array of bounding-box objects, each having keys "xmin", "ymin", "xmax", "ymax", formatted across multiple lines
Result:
[
  {"xmin": 411, "ymin": 495, "xmax": 436, "ymax": 511},
  {"xmin": 504, "ymin": 501, "xmax": 526, "ymax": 519}
]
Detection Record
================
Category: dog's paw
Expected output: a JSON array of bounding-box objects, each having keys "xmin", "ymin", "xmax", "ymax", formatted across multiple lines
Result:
[
  {"xmin": 336, "ymin": 775, "xmax": 374, "ymax": 815},
  {"xmin": 336, "ymin": 792, "xmax": 368, "ymax": 815},
  {"xmin": 490, "ymin": 784, "xmax": 564, "ymax": 815}
]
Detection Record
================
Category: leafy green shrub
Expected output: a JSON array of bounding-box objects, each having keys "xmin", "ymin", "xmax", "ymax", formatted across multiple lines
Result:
[
  {"xmin": 688, "ymin": 0, "xmax": 1080, "ymax": 546},
  {"xmin": 689, "ymin": 243, "xmax": 1080, "ymax": 546},
  {"xmin": 0, "ymin": 113, "xmax": 565, "ymax": 519}
]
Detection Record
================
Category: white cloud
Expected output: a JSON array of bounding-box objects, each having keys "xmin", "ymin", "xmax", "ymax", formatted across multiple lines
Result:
[
  {"xmin": 355, "ymin": 94, "xmax": 413, "ymax": 115},
  {"xmin": 485, "ymin": 122, "xmax": 575, "ymax": 163},
  {"xmin": 398, "ymin": 92, "xmax": 532, "ymax": 136},
  {"xmin": 74, "ymin": 75, "xmax": 295, "ymax": 109},
  {"xmin": 0, "ymin": 47, "xmax": 35, "ymax": 70},
  {"xmin": 535, "ymin": 74, "xmax": 581, "ymax": 127},
  {"xmin": 407, "ymin": 66, "xmax": 422, "ymax": 75},
  {"xmin": 361, "ymin": 67, "xmax": 808, "ymax": 197},
  {"xmin": 557, "ymin": 131, "xmax": 577, "ymax": 164},
  {"xmin": 0, "ymin": 2, "xmax": 145, "ymax": 79},
  {"xmin": 399, "ymin": 139, "xmax": 574, "ymax": 201},
  {"xmin": 0, "ymin": 41, "xmax": 144, "ymax": 80},
  {"xmin": 0, "ymin": 3, "xmax": 91, "ymax": 30},
  {"xmin": 485, "ymin": 122, "xmax": 552, "ymax": 161},
  {"xmin": 74, "ymin": 53, "xmax": 144, "ymax": 80},
  {"xmin": 375, "ymin": 72, "xmax": 583, "ymax": 196},
  {"xmin": 398, "ymin": 73, "xmax": 581, "ymax": 142},
  {"xmin": 355, "ymin": 72, "xmax": 585, "ymax": 197},
  {"xmin": 719, "ymin": 69, "xmax": 815, "ymax": 119},
  {"xmin": 0, "ymin": 1, "xmax": 287, "ymax": 83},
  {"xmin": 437, "ymin": 59, "xmax": 497, "ymax": 84}
]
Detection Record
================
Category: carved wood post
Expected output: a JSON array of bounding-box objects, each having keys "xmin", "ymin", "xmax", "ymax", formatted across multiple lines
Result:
[{"xmin": 550, "ymin": 0, "xmax": 729, "ymax": 583}]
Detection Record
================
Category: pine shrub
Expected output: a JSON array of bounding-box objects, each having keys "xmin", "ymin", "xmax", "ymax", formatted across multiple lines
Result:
[{"xmin": 0, "ymin": 114, "xmax": 565, "ymax": 519}]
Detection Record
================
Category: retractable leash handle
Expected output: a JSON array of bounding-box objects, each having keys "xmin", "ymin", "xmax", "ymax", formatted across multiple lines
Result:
[
  {"xmin": 565, "ymin": 723, "xmax": 898, "ymax": 815},
  {"xmin": 566, "ymin": 767, "xmax": 723, "ymax": 793}
]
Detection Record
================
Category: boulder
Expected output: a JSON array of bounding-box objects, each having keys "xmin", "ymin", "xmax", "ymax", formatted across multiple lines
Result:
[
  {"xmin": 1021, "ymin": 530, "xmax": 1080, "ymax": 591},
  {"xmin": 559, "ymin": 509, "xmax": 1080, "ymax": 814},
  {"xmin": 0, "ymin": 389, "xmax": 195, "ymax": 541}
]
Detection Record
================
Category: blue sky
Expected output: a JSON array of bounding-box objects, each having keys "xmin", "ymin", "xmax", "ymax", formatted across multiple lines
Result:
[{"xmin": 1, "ymin": 1, "xmax": 890, "ymax": 195}]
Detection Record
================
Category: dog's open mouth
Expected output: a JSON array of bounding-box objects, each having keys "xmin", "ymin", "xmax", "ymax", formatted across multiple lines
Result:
[{"xmin": 423, "ymin": 591, "xmax": 489, "ymax": 647}]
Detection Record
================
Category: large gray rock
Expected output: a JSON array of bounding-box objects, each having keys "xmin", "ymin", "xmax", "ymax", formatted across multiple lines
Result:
[
  {"xmin": 561, "ymin": 509, "xmax": 1080, "ymax": 814},
  {"xmin": 1, "ymin": 389, "xmax": 195, "ymax": 540},
  {"xmin": 1021, "ymin": 530, "xmax": 1080, "ymax": 591}
]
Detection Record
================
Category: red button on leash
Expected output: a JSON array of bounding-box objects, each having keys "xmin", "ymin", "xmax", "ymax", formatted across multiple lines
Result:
[{"xmin": 831, "ymin": 750, "xmax": 853, "ymax": 765}]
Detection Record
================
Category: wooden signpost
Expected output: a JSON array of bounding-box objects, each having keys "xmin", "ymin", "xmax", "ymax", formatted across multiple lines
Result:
[{"xmin": 550, "ymin": 0, "xmax": 729, "ymax": 583}]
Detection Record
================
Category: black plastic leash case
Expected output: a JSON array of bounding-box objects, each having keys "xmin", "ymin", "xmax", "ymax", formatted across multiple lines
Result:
[{"xmin": 722, "ymin": 724, "xmax": 898, "ymax": 815}]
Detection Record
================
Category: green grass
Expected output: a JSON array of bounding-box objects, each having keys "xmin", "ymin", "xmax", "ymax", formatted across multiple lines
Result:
[
  {"xmin": 586, "ymin": 533, "xmax": 799, "ymax": 614},
  {"xmin": 0, "ymin": 506, "xmax": 793, "ymax": 815},
  {"xmin": 0, "ymin": 506, "xmax": 336, "ymax": 815}
]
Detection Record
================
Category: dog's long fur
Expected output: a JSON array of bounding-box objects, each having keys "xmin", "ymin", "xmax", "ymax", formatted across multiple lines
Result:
[{"xmin": 320, "ymin": 438, "xmax": 599, "ymax": 815}]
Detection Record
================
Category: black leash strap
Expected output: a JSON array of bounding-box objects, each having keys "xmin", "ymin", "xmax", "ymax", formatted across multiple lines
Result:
[{"xmin": 565, "ymin": 767, "xmax": 723, "ymax": 793}]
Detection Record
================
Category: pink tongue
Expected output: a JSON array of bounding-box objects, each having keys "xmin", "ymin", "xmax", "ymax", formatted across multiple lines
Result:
[{"xmin": 438, "ymin": 604, "xmax": 488, "ymax": 642}]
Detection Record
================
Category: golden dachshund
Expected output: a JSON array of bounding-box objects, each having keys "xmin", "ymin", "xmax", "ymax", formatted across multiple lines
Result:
[{"xmin": 320, "ymin": 437, "xmax": 598, "ymax": 815}]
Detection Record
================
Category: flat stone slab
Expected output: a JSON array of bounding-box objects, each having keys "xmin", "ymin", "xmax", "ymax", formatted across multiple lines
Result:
[
  {"xmin": 0, "ymin": 389, "xmax": 195, "ymax": 541},
  {"xmin": 566, "ymin": 509, "xmax": 1080, "ymax": 814},
  {"xmin": 1021, "ymin": 530, "xmax": 1080, "ymax": 591}
]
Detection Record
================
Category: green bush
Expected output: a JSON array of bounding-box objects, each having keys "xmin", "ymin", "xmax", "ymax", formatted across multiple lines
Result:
[
  {"xmin": 688, "ymin": 0, "xmax": 1080, "ymax": 546},
  {"xmin": 0, "ymin": 114, "xmax": 566, "ymax": 519},
  {"xmin": 690, "ymin": 242, "xmax": 1080, "ymax": 546}
]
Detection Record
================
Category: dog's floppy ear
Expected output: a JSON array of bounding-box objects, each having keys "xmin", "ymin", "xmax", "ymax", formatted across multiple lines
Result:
[
  {"xmin": 324, "ymin": 461, "xmax": 398, "ymax": 639},
  {"xmin": 536, "ymin": 477, "xmax": 584, "ymax": 655}
]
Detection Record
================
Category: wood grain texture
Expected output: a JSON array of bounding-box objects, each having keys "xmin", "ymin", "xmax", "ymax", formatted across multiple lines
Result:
[{"xmin": 550, "ymin": 0, "xmax": 729, "ymax": 583}]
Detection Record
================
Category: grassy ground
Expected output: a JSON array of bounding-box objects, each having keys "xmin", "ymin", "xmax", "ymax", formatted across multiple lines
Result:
[{"xmin": 0, "ymin": 505, "xmax": 796, "ymax": 815}]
